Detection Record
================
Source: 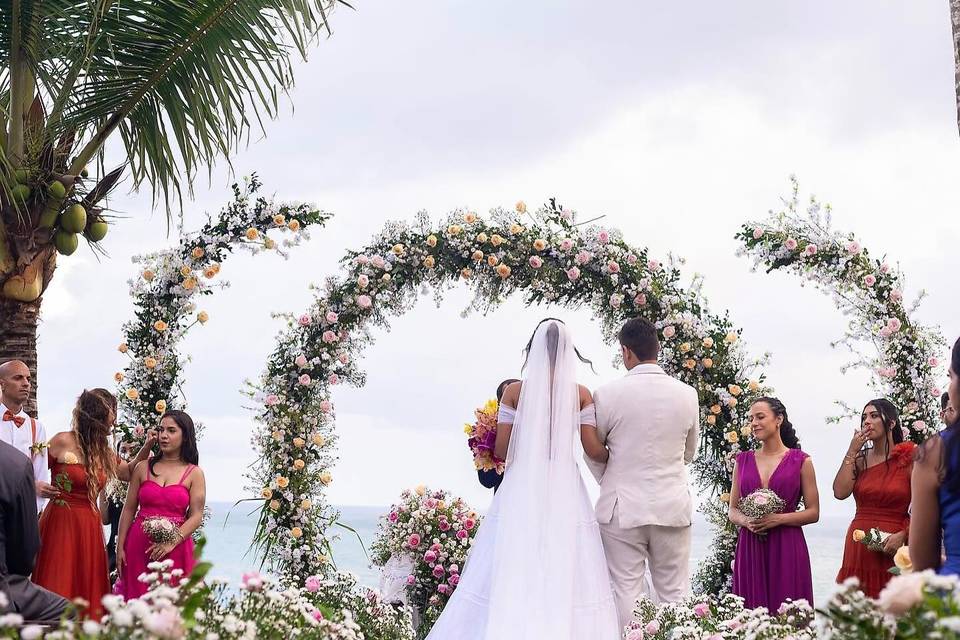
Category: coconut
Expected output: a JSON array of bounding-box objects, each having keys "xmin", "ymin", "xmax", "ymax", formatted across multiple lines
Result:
[
  {"xmin": 54, "ymin": 230, "xmax": 78, "ymax": 256},
  {"xmin": 38, "ymin": 205, "xmax": 59, "ymax": 229},
  {"xmin": 85, "ymin": 220, "xmax": 108, "ymax": 242},
  {"xmin": 47, "ymin": 181, "xmax": 66, "ymax": 199},
  {"xmin": 11, "ymin": 184, "xmax": 30, "ymax": 201},
  {"xmin": 61, "ymin": 204, "xmax": 87, "ymax": 233},
  {"xmin": 14, "ymin": 168, "xmax": 28, "ymax": 184}
]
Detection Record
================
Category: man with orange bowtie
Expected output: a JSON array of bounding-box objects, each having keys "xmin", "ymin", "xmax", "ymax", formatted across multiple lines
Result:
[{"xmin": 0, "ymin": 361, "xmax": 57, "ymax": 512}]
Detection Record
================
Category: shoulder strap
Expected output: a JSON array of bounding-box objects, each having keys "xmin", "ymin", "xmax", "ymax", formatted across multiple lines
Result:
[{"xmin": 178, "ymin": 464, "xmax": 195, "ymax": 485}]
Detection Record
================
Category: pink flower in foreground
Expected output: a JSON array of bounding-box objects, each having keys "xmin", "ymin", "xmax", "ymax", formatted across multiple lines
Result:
[
  {"xmin": 449, "ymin": 564, "xmax": 460, "ymax": 574},
  {"xmin": 566, "ymin": 267, "xmax": 581, "ymax": 282},
  {"xmin": 913, "ymin": 420, "xmax": 928, "ymax": 432},
  {"xmin": 846, "ymin": 241, "xmax": 862, "ymax": 255},
  {"xmin": 357, "ymin": 294, "xmax": 372, "ymax": 309},
  {"xmin": 325, "ymin": 311, "xmax": 338, "ymax": 324},
  {"xmin": 371, "ymin": 255, "xmax": 385, "ymax": 269},
  {"xmin": 662, "ymin": 325, "xmax": 676, "ymax": 339},
  {"xmin": 887, "ymin": 317, "xmax": 902, "ymax": 332},
  {"xmin": 863, "ymin": 274, "xmax": 876, "ymax": 287},
  {"xmin": 407, "ymin": 534, "xmax": 421, "ymax": 549},
  {"xmin": 575, "ymin": 250, "xmax": 592, "ymax": 265},
  {"xmin": 357, "ymin": 274, "xmax": 369, "ymax": 288},
  {"xmin": 338, "ymin": 353, "xmax": 349, "ymax": 364},
  {"xmin": 298, "ymin": 314, "xmax": 312, "ymax": 327},
  {"xmin": 559, "ymin": 239, "xmax": 574, "ymax": 252},
  {"xmin": 609, "ymin": 294, "xmax": 623, "ymax": 309},
  {"xmin": 406, "ymin": 575, "xmax": 415, "ymax": 585},
  {"xmin": 448, "ymin": 574, "xmax": 460, "ymax": 586},
  {"xmin": 784, "ymin": 238, "xmax": 798, "ymax": 251},
  {"xmin": 597, "ymin": 230, "xmax": 610, "ymax": 244},
  {"xmin": 355, "ymin": 255, "xmax": 369, "ymax": 265},
  {"xmin": 645, "ymin": 620, "xmax": 660, "ymax": 635},
  {"xmin": 322, "ymin": 330, "xmax": 338, "ymax": 344},
  {"xmin": 304, "ymin": 576, "xmax": 321, "ymax": 593},
  {"xmin": 879, "ymin": 327, "xmax": 892, "ymax": 339},
  {"xmin": 311, "ymin": 609, "xmax": 324, "ymax": 622},
  {"xmin": 424, "ymin": 550, "xmax": 437, "ymax": 563},
  {"xmin": 432, "ymin": 565, "xmax": 446, "ymax": 579},
  {"xmin": 804, "ymin": 244, "xmax": 818, "ymax": 256},
  {"xmin": 528, "ymin": 256, "xmax": 543, "ymax": 269},
  {"xmin": 388, "ymin": 511, "xmax": 399, "ymax": 523},
  {"xmin": 298, "ymin": 374, "xmax": 312, "ymax": 386},
  {"xmin": 463, "ymin": 518, "xmax": 476, "ymax": 530},
  {"xmin": 634, "ymin": 293, "xmax": 647, "ymax": 306},
  {"xmin": 694, "ymin": 602, "xmax": 710, "ymax": 618},
  {"xmin": 456, "ymin": 529, "xmax": 468, "ymax": 540},
  {"xmin": 241, "ymin": 572, "xmax": 264, "ymax": 592},
  {"xmin": 265, "ymin": 394, "xmax": 280, "ymax": 406},
  {"xmin": 647, "ymin": 259, "xmax": 661, "ymax": 272},
  {"xmin": 294, "ymin": 354, "xmax": 308, "ymax": 368},
  {"xmin": 607, "ymin": 260, "xmax": 620, "ymax": 274},
  {"xmin": 752, "ymin": 227, "xmax": 764, "ymax": 240},
  {"xmin": 437, "ymin": 584, "xmax": 449, "ymax": 594}
]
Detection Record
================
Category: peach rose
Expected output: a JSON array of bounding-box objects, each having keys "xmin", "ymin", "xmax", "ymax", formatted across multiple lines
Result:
[{"xmin": 878, "ymin": 572, "xmax": 924, "ymax": 616}]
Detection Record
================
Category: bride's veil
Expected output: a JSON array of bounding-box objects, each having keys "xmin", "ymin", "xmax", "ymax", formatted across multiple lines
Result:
[{"xmin": 484, "ymin": 319, "xmax": 585, "ymax": 638}]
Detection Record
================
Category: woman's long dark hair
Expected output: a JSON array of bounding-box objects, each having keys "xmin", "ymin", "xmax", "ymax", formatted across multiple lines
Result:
[
  {"xmin": 854, "ymin": 398, "xmax": 903, "ymax": 477},
  {"xmin": 148, "ymin": 409, "xmax": 200, "ymax": 476},
  {"xmin": 521, "ymin": 318, "xmax": 595, "ymax": 373},
  {"xmin": 754, "ymin": 396, "xmax": 801, "ymax": 449}
]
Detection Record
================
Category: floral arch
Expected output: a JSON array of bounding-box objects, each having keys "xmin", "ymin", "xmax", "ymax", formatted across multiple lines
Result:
[{"xmin": 248, "ymin": 199, "xmax": 767, "ymax": 592}]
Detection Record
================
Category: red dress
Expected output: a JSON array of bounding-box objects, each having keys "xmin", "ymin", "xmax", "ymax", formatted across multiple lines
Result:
[
  {"xmin": 33, "ymin": 454, "xmax": 110, "ymax": 619},
  {"xmin": 836, "ymin": 442, "xmax": 915, "ymax": 598}
]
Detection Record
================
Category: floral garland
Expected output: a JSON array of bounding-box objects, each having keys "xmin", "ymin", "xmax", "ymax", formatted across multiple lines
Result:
[
  {"xmin": 737, "ymin": 177, "xmax": 947, "ymax": 442},
  {"xmin": 370, "ymin": 486, "xmax": 479, "ymax": 634},
  {"xmin": 248, "ymin": 200, "xmax": 770, "ymax": 595},
  {"xmin": 111, "ymin": 175, "xmax": 330, "ymax": 466}
]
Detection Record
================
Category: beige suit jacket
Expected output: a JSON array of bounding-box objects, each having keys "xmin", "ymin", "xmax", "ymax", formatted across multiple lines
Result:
[{"xmin": 587, "ymin": 363, "xmax": 700, "ymax": 528}]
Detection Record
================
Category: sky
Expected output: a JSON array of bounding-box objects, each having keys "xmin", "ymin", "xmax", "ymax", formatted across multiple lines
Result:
[{"xmin": 33, "ymin": 1, "xmax": 960, "ymax": 525}]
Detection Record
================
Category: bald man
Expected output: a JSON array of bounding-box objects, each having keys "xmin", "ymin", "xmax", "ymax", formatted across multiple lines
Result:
[{"xmin": 0, "ymin": 361, "xmax": 55, "ymax": 511}]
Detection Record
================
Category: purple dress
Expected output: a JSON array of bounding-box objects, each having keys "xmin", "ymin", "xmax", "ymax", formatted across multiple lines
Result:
[{"xmin": 732, "ymin": 449, "xmax": 814, "ymax": 611}]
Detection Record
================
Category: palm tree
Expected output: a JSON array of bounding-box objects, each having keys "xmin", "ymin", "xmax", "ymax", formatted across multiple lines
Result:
[{"xmin": 0, "ymin": 0, "xmax": 347, "ymax": 414}]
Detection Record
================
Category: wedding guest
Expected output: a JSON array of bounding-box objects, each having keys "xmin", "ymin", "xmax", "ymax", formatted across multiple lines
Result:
[
  {"xmin": 729, "ymin": 397, "xmax": 818, "ymax": 610},
  {"xmin": 911, "ymin": 337, "xmax": 960, "ymax": 574},
  {"xmin": 0, "ymin": 360, "xmax": 57, "ymax": 509},
  {"xmin": 834, "ymin": 399, "xmax": 914, "ymax": 597},
  {"xmin": 116, "ymin": 410, "xmax": 205, "ymax": 599},
  {"xmin": 477, "ymin": 378, "xmax": 519, "ymax": 493},
  {"xmin": 33, "ymin": 389, "xmax": 153, "ymax": 619},
  {"xmin": 944, "ymin": 391, "xmax": 957, "ymax": 427},
  {"xmin": 0, "ymin": 440, "xmax": 70, "ymax": 623}
]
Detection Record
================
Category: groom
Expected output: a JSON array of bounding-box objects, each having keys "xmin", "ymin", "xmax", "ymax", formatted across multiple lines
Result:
[{"xmin": 587, "ymin": 318, "xmax": 700, "ymax": 628}]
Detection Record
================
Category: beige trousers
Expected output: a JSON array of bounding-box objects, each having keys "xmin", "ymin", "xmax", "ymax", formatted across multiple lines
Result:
[{"xmin": 599, "ymin": 505, "xmax": 692, "ymax": 630}]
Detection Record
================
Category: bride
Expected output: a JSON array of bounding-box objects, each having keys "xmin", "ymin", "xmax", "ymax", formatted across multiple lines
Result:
[{"xmin": 426, "ymin": 318, "xmax": 621, "ymax": 639}]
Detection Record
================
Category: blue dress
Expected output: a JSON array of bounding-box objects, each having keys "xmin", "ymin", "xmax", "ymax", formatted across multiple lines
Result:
[{"xmin": 940, "ymin": 430, "xmax": 960, "ymax": 576}]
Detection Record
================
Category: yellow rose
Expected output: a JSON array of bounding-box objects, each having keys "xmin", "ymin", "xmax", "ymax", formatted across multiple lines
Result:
[
  {"xmin": 153, "ymin": 320, "xmax": 168, "ymax": 332},
  {"xmin": 155, "ymin": 400, "xmax": 167, "ymax": 413},
  {"xmin": 702, "ymin": 358, "xmax": 714, "ymax": 369},
  {"xmin": 197, "ymin": 311, "xmax": 209, "ymax": 324},
  {"xmin": 727, "ymin": 397, "xmax": 738, "ymax": 407},
  {"xmin": 312, "ymin": 433, "xmax": 326, "ymax": 446},
  {"xmin": 893, "ymin": 545, "xmax": 912, "ymax": 573},
  {"xmin": 142, "ymin": 269, "xmax": 155, "ymax": 281},
  {"xmin": 273, "ymin": 214, "xmax": 286, "ymax": 226},
  {"xmin": 426, "ymin": 235, "xmax": 438, "ymax": 247},
  {"xmin": 476, "ymin": 232, "xmax": 488, "ymax": 243},
  {"xmin": 180, "ymin": 265, "xmax": 192, "ymax": 277},
  {"xmin": 261, "ymin": 488, "xmax": 273, "ymax": 499},
  {"xmin": 679, "ymin": 342, "xmax": 691, "ymax": 353},
  {"xmin": 114, "ymin": 372, "xmax": 124, "ymax": 382},
  {"xmin": 706, "ymin": 415, "xmax": 716, "ymax": 425},
  {"xmin": 191, "ymin": 247, "xmax": 205, "ymax": 259},
  {"xmin": 710, "ymin": 404, "xmax": 722, "ymax": 415},
  {"xmin": 264, "ymin": 238, "xmax": 276, "ymax": 250},
  {"xmin": 118, "ymin": 343, "xmax": 129, "ymax": 353},
  {"xmin": 182, "ymin": 277, "xmax": 197, "ymax": 290},
  {"xmin": 63, "ymin": 452, "xmax": 79, "ymax": 465},
  {"xmin": 532, "ymin": 238, "xmax": 547, "ymax": 251},
  {"xmin": 269, "ymin": 500, "xmax": 280, "ymax": 511},
  {"xmin": 272, "ymin": 430, "xmax": 282, "ymax": 441},
  {"xmin": 415, "ymin": 484, "xmax": 427, "ymax": 496},
  {"xmin": 509, "ymin": 224, "xmax": 523, "ymax": 235},
  {"xmin": 515, "ymin": 200, "xmax": 527, "ymax": 213},
  {"xmin": 464, "ymin": 212, "xmax": 477, "ymax": 224},
  {"xmin": 203, "ymin": 267, "xmax": 217, "ymax": 279},
  {"xmin": 392, "ymin": 243, "xmax": 405, "ymax": 256},
  {"xmin": 460, "ymin": 268, "xmax": 473, "ymax": 279},
  {"xmin": 293, "ymin": 459, "xmax": 305, "ymax": 470},
  {"xmin": 382, "ymin": 273, "xmax": 391, "ymax": 282},
  {"xmin": 471, "ymin": 250, "xmax": 484, "ymax": 262},
  {"xmin": 728, "ymin": 384, "xmax": 742, "ymax": 396},
  {"xmin": 293, "ymin": 437, "xmax": 305, "ymax": 448},
  {"xmin": 702, "ymin": 337, "xmax": 714, "ymax": 349},
  {"xmin": 276, "ymin": 476, "xmax": 289, "ymax": 489},
  {"xmin": 245, "ymin": 228, "xmax": 259, "ymax": 241},
  {"xmin": 852, "ymin": 529, "xmax": 866, "ymax": 542},
  {"xmin": 490, "ymin": 234, "xmax": 504, "ymax": 247},
  {"xmin": 464, "ymin": 424, "xmax": 473, "ymax": 435},
  {"xmin": 684, "ymin": 359, "xmax": 696, "ymax": 370},
  {"xmin": 319, "ymin": 471, "xmax": 333, "ymax": 485},
  {"xmin": 447, "ymin": 224, "xmax": 462, "ymax": 236},
  {"xmin": 487, "ymin": 255, "xmax": 499, "ymax": 266},
  {"xmin": 725, "ymin": 431, "xmax": 739, "ymax": 443},
  {"xmin": 300, "ymin": 499, "xmax": 313, "ymax": 510},
  {"xmin": 725, "ymin": 332, "xmax": 738, "ymax": 344},
  {"xmin": 496, "ymin": 264, "xmax": 512, "ymax": 279},
  {"xmin": 125, "ymin": 388, "xmax": 139, "ymax": 401},
  {"xmin": 720, "ymin": 493, "xmax": 731, "ymax": 503},
  {"xmin": 423, "ymin": 255, "xmax": 436, "ymax": 269},
  {"xmin": 741, "ymin": 426, "xmax": 752, "ymax": 437},
  {"xmin": 438, "ymin": 500, "xmax": 446, "ymax": 510},
  {"xmin": 288, "ymin": 219, "xmax": 300, "ymax": 232},
  {"xmin": 748, "ymin": 380, "xmax": 760, "ymax": 392}
]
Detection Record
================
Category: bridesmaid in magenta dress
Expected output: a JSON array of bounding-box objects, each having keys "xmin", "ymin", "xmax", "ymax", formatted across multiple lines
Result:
[
  {"xmin": 728, "ymin": 397, "xmax": 819, "ymax": 611},
  {"xmin": 116, "ymin": 410, "xmax": 206, "ymax": 599}
]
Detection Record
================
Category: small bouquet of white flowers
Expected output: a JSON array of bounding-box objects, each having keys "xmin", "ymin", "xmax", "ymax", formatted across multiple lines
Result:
[
  {"xmin": 738, "ymin": 488, "xmax": 786, "ymax": 520},
  {"xmin": 142, "ymin": 515, "xmax": 182, "ymax": 545}
]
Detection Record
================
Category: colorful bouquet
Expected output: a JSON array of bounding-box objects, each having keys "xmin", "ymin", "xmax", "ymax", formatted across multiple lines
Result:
[
  {"xmin": 852, "ymin": 527, "xmax": 891, "ymax": 553},
  {"xmin": 464, "ymin": 399, "xmax": 504, "ymax": 474},
  {"xmin": 142, "ymin": 515, "xmax": 182, "ymax": 545},
  {"xmin": 370, "ymin": 486, "xmax": 480, "ymax": 634},
  {"xmin": 738, "ymin": 488, "xmax": 785, "ymax": 520}
]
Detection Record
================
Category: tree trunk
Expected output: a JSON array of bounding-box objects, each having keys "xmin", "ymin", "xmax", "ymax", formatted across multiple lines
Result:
[
  {"xmin": 952, "ymin": 0, "xmax": 960, "ymax": 134},
  {"xmin": 0, "ymin": 296, "xmax": 40, "ymax": 417}
]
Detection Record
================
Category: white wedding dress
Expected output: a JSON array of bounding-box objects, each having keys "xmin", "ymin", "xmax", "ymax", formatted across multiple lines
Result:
[{"xmin": 425, "ymin": 320, "xmax": 621, "ymax": 639}]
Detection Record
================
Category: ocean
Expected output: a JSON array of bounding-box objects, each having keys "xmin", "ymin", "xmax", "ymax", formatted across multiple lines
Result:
[{"xmin": 201, "ymin": 502, "xmax": 852, "ymax": 605}]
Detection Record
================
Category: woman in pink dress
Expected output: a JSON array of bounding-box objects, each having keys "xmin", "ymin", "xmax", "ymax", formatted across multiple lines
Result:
[{"xmin": 115, "ymin": 410, "xmax": 206, "ymax": 599}]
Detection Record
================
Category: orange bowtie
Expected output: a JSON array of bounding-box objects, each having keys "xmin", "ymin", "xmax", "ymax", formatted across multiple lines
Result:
[{"xmin": 3, "ymin": 410, "xmax": 25, "ymax": 428}]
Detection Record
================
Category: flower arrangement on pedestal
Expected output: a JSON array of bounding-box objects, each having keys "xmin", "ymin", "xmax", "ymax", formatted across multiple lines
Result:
[
  {"xmin": 737, "ymin": 177, "xmax": 947, "ymax": 442},
  {"xmin": 249, "ymin": 200, "xmax": 771, "ymax": 594},
  {"xmin": 370, "ymin": 486, "xmax": 479, "ymax": 634}
]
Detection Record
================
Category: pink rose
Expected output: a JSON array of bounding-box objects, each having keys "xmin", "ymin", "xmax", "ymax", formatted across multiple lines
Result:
[
  {"xmin": 863, "ymin": 274, "xmax": 876, "ymax": 287},
  {"xmin": 931, "ymin": 386, "xmax": 942, "ymax": 397},
  {"xmin": 890, "ymin": 288, "xmax": 903, "ymax": 302},
  {"xmin": 456, "ymin": 529, "xmax": 468, "ymax": 540},
  {"xmin": 338, "ymin": 353, "xmax": 349, "ymax": 365},
  {"xmin": 448, "ymin": 564, "xmax": 459, "ymax": 574},
  {"xmin": 432, "ymin": 565, "xmax": 446, "ymax": 579},
  {"xmin": 784, "ymin": 238, "xmax": 798, "ymax": 251},
  {"xmin": 463, "ymin": 518, "xmax": 476, "ymax": 530},
  {"xmin": 320, "ymin": 400, "xmax": 332, "ymax": 413},
  {"xmin": 328, "ymin": 374, "xmax": 340, "ymax": 385},
  {"xmin": 448, "ymin": 574, "xmax": 460, "ymax": 586},
  {"xmin": 754, "ymin": 494, "xmax": 768, "ymax": 505},
  {"xmin": 425, "ymin": 498, "xmax": 438, "ymax": 509},
  {"xmin": 566, "ymin": 267, "xmax": 581, "ymax": 282},
  {"xmin": 371, "ymin": 256, "xmax": 385, "ymax": 269},
  {"xmin": 357, "ymin": 274, "xmax": 369, "ymax": 288},
  {"xmin": 913, "ymin": 420, "xmax": 928, "ymax": 432},
  {"xmin": 887, "ymin": 317, "xmax": 902, "ymax": 332},
  {"xmin": 325, "ymin": 311, "xmax": 338, "ymax": 324},
  {"xmin": 298, "ymin": 314, "xmax": 312, "ymax": 327},
  {"xmin": 609, "ymin": 294, "xmax": 623, "ymax": 308},
  {"xmin": 626, "ymin": 253, "xmax": 638, "ymax": 265},
  {"xmin": 437, "ymin": 584, "xmax": 449, "ymax": 594},
  {"xmin": 663, "ymin": 325, "xmax": 676, "ymax": 339},
  {"xmin": 575, "ymin": 251, "xmax": 592, "ymax": 265},
  {"xmin": 305, "ymin": 576, "xmax": 321, "ymax": 593},
  {"xmin": 406, "ymin": 575, "xmax": 415, "ymax": 585},
  {"xmin": 424, "ymin": 550, "xmax": 437, "ymax": 563},
  {"xmin": 528, "ymin": 256, "xmax": 543, "ymax": 269},
  {"xmin": 804, "ymin": 244, "xmax": 818, "ymax": 256},
  {"xmin": 439, "ymin": 520, "xmax": 451, "ymax": 531},
  {"xmin": 928, "ymin": 357, "xmax": 939, "ymax": 367},
  {"xmin": 607, "ymin": 261, "xmax": 620, "ymax": 274},
  {"xmin": 645, "ymin": 620, "xmax": 660, "ymax": 635},
  {"xmin": 647, "ymin": 259, "xmax": 661, "ymax": 272},
  {"xmin": 880, "ymin": 262, "xmax": 891, "ymax": 274},
  {"xmin": 634, "ymin": 293, "xmax": 647, "ymax": 306},
  {"xmin": 694, "ymin": 602, "xmax": 710, "ymax": 618},
  {"xmin": 311, "ymin": 609, "xmax": 323, "ymax": 622},
  {"xmin": 298, "ymin": 374, "xmax": 312, "ymax": 386},
  {"xmin": 846, "ymin": 241, "xmax": 862, "ymax": 255},
  {"xmin": 560, "ymin": 239, "xmax": 574, "ymax": 251},
  {"xmin": 597, "ymin": 230, "xmax": 610, "ymax": 244},
  {"xmin": 879, "ymin": 326, "xmax": 892, "ymax": 339},
  {"xmin": 265, "ymin": 394, "xmax": 280, "ymax": 406},
  {"xmin": 752, "ymin": 227, "xmax": 764, "ymax": 239},
  {"xmin": 357, "ymin": 294, "xmax": 372, "ymax": 309},
  {"xmin": 355, "ymin": 255, "xmax": 369, "ymax": 266},
  {"xmin": 407, "ymin": 534, "xmax": 421, "ymax": 549},
  {"xmin": 241, "ymin": 571, "xmax": 264, "ymax": 592},
  {"xmin": 322, "ymin": 330, "xmax": 338, "ymax": 344},
  {"xmin": 294, "ymin": 354, "xmax": 308, "ymax": 368},
  {"xmin": 388, "ymin": 511, "xmax": 398, "ymax": 523}
]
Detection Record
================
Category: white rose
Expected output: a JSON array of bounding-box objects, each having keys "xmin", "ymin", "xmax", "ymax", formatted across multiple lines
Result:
[
  {"xmin": 878, "ymin": 572, "xmax": 926, "ymax": 616},
  {"xmin": 20, "ymin": 625, "xmax": 43, "ymax": 640}
]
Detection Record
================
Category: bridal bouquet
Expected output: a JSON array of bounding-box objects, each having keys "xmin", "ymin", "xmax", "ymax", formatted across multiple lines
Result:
[
  {"xmin": 738, "ymin": 488, "xmax": 785, "ymax": 520},
  {"xmin": 142, "ymin": 515, "xmax": 182, "ymax": 545},
  {"xmin": 371, "ymin": 486, "xmax": 480, "ymax": 633},
  {"xmin": 464, "ymin": 398, "xmax": 504, "ymax": 474},
  {"xmin": 852, "ymin": 527, "xmax": 891, "ymax": 553}
]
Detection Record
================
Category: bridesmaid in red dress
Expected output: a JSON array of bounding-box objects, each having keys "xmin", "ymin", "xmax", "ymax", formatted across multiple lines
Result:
[
  {"xmin": 116, "ymin": 410, "xmax": 205, "ymax": 599},
  {"xmin": 33, "ymin": 389, "xmax": 154, "ymax": 618},
  {"xmin": 834, "ymin": 398, "xmax": 915, "ymax": 598}
]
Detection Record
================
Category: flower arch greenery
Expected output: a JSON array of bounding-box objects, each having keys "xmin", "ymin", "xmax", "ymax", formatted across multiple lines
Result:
[{"xmin": 248, "ymin": 199, "xmax": 771, "ymax": 592}]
